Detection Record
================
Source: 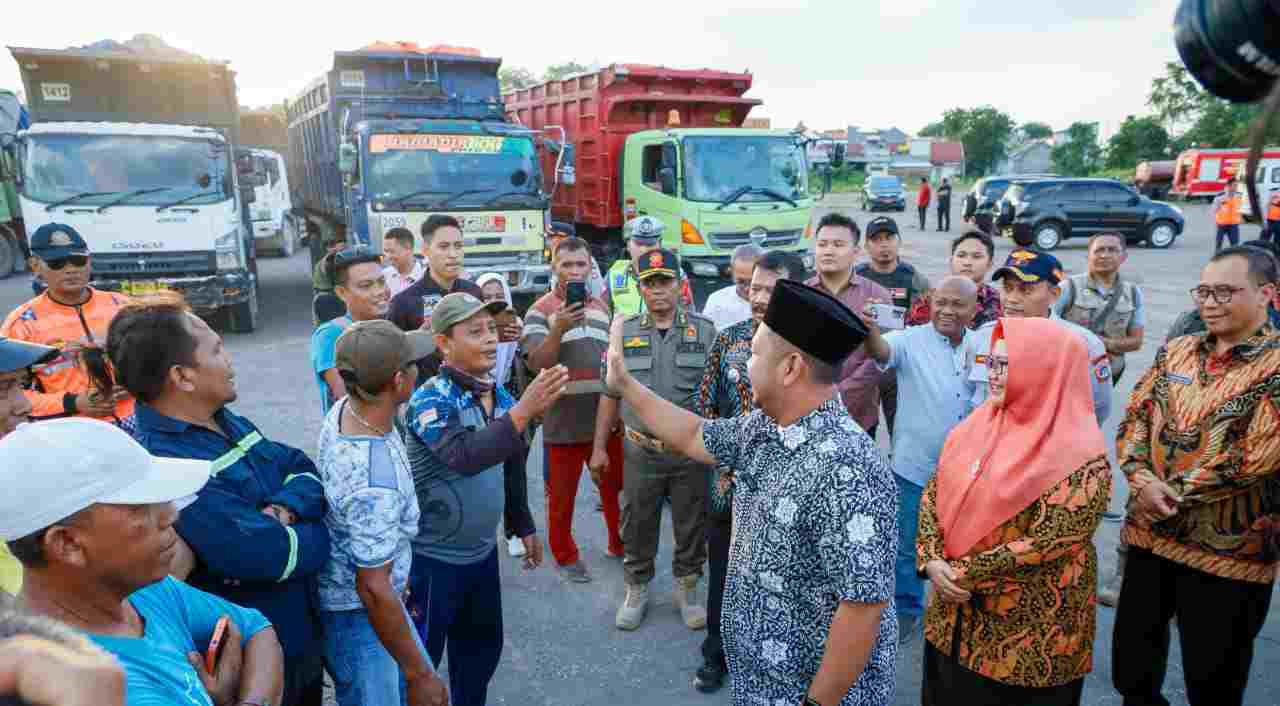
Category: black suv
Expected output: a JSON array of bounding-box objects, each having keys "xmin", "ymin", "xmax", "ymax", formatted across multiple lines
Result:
[
  {"xmin": 997, "ymin": 178, "xmax": 1185, "ymax": 250},
  {"xmin": 861, "ymin": 175, "xmax": 906, "ymax": 212},
  {"xmin": 968, "ymin": 174, "xmax": 1057, "ymax": 232}
]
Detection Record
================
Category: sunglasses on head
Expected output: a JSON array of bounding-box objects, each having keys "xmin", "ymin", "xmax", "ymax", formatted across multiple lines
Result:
[{"xmin": 43, "ymin": 255, "xmax": 90, "ymax": 270}]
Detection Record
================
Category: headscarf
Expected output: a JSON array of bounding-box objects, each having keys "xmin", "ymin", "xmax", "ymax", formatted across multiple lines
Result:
[
  {"xmin": 475, "ymin": 272, "xmax": 517, "ymax": 387},
  {"xmin": 934, "ymin": 317, "xmax": 1107, "ymax": 558}
]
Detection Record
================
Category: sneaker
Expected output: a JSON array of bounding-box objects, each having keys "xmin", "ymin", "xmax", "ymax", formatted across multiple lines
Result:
[
  {"xmin": 506, "ymin": 536, "xmax": 526, "ymax": 558},
  {"xmin": 560, "ymin": 561, "xmax": 592, "ymax": 583},
  {"xmin": 898, "ymin": 615, "xmax": 922, "ymax": 647},
  {"xmin": 675, "ymin": 575, "xmax": 707, "ymax": 630},
  {"xmin": 615, "ymin": 582, "xmax": 649, "ymax": 630},
  {"xmin": 693, "ymin": 661, "xmax": 727, "ymax": 693}
]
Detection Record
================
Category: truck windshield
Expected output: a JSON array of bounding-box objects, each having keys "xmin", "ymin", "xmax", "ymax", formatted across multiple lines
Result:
[
  {"xmin": 21, "ymin": 134, "xmax": 232, "ymax": 206},
  {"xmin": 683, "ymin": 136, "xmax": 807, "ymax": 204},
  {"xmin": 366, "ymin": 134, "xmax": 541, "ymax": 207}
]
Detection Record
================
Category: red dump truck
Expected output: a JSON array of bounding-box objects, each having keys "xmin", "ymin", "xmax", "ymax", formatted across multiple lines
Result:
[{"xmin": 504, "ymin": 64, "xmax": 814, "ymax": 279}]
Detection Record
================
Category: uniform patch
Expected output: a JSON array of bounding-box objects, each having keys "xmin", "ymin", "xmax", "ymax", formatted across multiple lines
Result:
[
  {"xmin": 417, "ymin": 408, "xmax": 439, "ymax": 427},
  {"xmin": 1095, "ymin": 362, "xmax": 1112, "ymax": 382},
  {"xmin": 974, "ymin": 354, "xmax": 988, "ymax": 365},
  {"xmin": 613, "ymin": 274, "xmax": 629, "ymax": 288},
  {"xmin": 686, "ymin": 325, "xmax": 697, "ymax": 340},
  {"xmin": 1168, "ymin": 372, "xmax": 1193, "ymax": 385},
  {"xmin": 18, "ymin": 308, "xmax": 35, "ymax": 321},
  {"xmin": 624, "ymin": 336, "xmax": 649, "ymax": 349}
]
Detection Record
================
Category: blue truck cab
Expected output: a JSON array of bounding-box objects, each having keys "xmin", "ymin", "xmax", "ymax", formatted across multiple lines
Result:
[{"xmin": 288, "ymin": 46, "xmax": 550, "ymax": 298}]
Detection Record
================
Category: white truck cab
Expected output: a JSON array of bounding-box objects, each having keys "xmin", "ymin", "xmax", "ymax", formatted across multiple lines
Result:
[{"xmin": 238, "ymin": 148, "xmax": 299, "ymax": 256}]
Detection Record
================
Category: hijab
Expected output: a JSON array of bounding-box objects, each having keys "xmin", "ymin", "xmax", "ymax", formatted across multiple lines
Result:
[
  {"xmin": 934, "ymin": 317, "xmax": 1107, "ymax": 558},
  {"xmin": 475, "ymin": 272, "xmax": 517, "ymax": 388}
]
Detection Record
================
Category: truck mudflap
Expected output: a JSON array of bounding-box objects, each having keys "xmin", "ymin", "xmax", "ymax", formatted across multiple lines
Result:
[
  {"xmin": 463, "ymin": 263, "xmax": 551, "ymax": 295},
  {"xmin": 91, "ymin": 272, "xmax": 255, "ymax": 313}
]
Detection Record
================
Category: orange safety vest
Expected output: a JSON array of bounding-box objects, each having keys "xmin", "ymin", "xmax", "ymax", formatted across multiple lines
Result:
[
  {"xmin": 1216, "ymin": 193, "xmax": 1242, "ymax": 226},
  {"xmin": 1268, "ymin": 194, "xmax": 1280, "ymax": 222},
  {"xmin": 0, "ymin": 288, "xmax": 134, "ymax": 420}
]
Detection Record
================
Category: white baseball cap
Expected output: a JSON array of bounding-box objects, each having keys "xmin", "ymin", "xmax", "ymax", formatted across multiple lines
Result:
[{"xmin": 0, "ymin": 418, "xmax": 212, "ymax": 541}]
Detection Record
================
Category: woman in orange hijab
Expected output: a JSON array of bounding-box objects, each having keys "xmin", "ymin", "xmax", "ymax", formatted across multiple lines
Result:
[{"xmin": 916, "ymin": 317, "xmax": 1112, "ymax": 706}]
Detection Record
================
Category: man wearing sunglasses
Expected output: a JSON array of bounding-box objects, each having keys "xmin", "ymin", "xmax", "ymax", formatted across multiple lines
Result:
[{"xmin": 0, "ymin": 224, "xmax": 133, "ymax": 422}]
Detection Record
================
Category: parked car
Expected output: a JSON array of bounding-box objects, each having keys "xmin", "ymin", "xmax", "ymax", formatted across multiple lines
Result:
[
  {"xmin": 997, "ymin": 177, "xmax": 1184, "ymax": 250},
  {"xmin": 968, "ymin": 173, "xmax": 1058, "ymax": 233},
  {"xmin": 861, "ymin": 175, "xmax": 906, "ymax": 212}
]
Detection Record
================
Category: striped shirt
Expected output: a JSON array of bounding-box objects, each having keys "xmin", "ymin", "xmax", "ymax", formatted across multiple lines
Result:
[{"xmin": 523, "ymin": 290, "xmax": 612, "ymax": 443}]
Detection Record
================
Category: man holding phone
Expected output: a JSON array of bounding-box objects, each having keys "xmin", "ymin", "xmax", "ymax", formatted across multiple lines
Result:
[{"xmin": 523, "ymin": 237, "xmax": 622, "ymax": 583}]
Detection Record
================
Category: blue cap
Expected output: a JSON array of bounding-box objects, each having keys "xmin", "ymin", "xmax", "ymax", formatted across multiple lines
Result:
[
  {"xmin": 991, "ymin": 248, "xmax": 1065, "ymax": 286},
  {"xmin": 0, "ymin": 337, "xmax": 57, "ymax": 374},
  {"xmin": 548, "ymin": 221, "xmax": 576, "ymax": 238},
  {"xmin": 29, "ymin": 224, "xmax": 89, "ymax": 260}
]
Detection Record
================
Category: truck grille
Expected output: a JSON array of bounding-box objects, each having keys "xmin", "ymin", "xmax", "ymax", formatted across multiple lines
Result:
[
  {"xmin": 707, "ymin": 229, "xmax": 802, "ymax": 250},
  {"xmin": 91, "ymin": 251, "xmax": 217, "ymax": 278}
]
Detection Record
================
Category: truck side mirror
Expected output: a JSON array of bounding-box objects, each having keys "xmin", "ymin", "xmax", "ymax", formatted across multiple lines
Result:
[
  {"xmin": 338, "ymin": 143, "xmax": 356, "ymax": 175},
  {"xmin": 658, "ymin": 167, "xmax": 676, "ymax": 196},
  {"xmin": 832, "ymin": 143, "xmax": 846, "ymax": 168}
]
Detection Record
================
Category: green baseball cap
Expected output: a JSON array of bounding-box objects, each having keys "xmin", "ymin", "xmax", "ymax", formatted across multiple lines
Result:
[
  {"xmin": 335, "ymin": 320, "xmax": 436, "ymax": 400},
  {"xmin": 431, "ymin": 292, "xmax": 510, "ymax": 335}
]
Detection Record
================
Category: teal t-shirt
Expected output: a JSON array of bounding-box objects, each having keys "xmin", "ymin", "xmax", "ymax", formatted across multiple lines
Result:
[
  {"xmin": 311, "ymin": 316, "xmax": 352, "ymax": 415},
  {"xmin": 88, "ymin": 576, "xmax": 271, "ymax": 706}
]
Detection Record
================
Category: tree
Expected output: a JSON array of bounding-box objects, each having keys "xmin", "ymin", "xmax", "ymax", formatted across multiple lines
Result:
[
  {"xmin": 1106, "ymin": 115, "xmax": 1170, "ymax": 168},
  {"xmin": 499, "ymin": 66, "xmax": 536, "ymax": 93},
  {"xmin": 936, "ymin": 107, "xmax": 1016, "ymax": 176},
  {"xmin": 1147, "ymin": 62, "xmax": 1208, "ymax": 133},
  {"xmin": 918, "ymin": 122, "xmax": 945, "ymax": 138},
  {"xmin": 1052, "ymin": 122, "xmax": 1103, "ymax": 176},
  {"xmin": 1146, "ymin": 61, "xmax": 1280, "ymax": 149},
  {"xmin": 1020, "ymin": 122, "xmax": 1053, "ymax": 140},
  {"xmin": 543, "ymin": 62, "xmax": 591, "ymax": 82}
]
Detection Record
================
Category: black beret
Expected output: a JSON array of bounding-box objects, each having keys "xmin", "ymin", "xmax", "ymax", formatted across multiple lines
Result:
[{"xmin": 764, "ymin": 280, "xmax": 868, "ymax": 366}]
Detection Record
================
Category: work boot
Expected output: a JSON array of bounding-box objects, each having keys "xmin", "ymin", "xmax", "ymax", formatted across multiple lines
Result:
[
  {"xmin": 615, "ymin": 582, "xmax": 649, "ymax": 630},
  {"xmin": 675, "ymin": 575, "xmax": 708, "ymax": 630},
  {"xmin": 1098, "ymin": 546, "xmax": 1127, "ymax": 607}
]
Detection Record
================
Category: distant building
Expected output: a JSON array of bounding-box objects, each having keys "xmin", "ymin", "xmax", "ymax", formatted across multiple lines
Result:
[
  {"xmin": 997, "ymin": 141, "xmax": 1054, "ymax": 175},
  {"xmin": 929, "ymin": 141, "xmax": 966, "ymax": 179}
]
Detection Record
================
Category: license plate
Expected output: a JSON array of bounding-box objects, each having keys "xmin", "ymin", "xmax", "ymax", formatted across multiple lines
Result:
[{"xmin": 122, "ymin": 280, "xmax": 167, "ymax": 296}]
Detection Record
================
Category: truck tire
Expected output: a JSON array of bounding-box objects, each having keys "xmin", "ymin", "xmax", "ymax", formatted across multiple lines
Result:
[
  {"xmin": 0, "ymin": 227, "xmax": 16, "ymax": 280},
  {"xmin": 225, "ymin": 282, "xmax": 259, "ymax": 333}
]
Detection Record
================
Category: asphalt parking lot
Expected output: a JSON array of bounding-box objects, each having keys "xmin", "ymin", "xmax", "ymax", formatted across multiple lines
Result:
[{"xmin": 0, "ymin": 192, "xmax": 1275, "ymax": 705}]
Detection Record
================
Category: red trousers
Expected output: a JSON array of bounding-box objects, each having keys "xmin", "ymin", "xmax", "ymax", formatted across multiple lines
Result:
[{"xmin": 544, "ymin": 433, "xmax": 623, "ymax": 566}]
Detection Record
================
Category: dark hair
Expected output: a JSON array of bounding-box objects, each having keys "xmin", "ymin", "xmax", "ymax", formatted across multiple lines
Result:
[
  {"xmin": 554, "ymin": 236, "xmax": 590, "ymax": 260},
  {"xmin": 421, "ymin": 214, "xmax": 462, "ymax": 244},
  {"xmin": 806, "ymin": 354, "xmax": 840, "ymax": 385},
  {"xmin": 313, "ymin": 293, "xmax": 347, "ymax": 324},
  {"xmin": 814, "ymin": 212, "xmax": 861, "ymax": 245},
  {"xmin": 755, "ymin": 250, "xmax": 807, "ymax": 281},
  {"xmin": 331, "ymin": 247, "xmax": 382, "ymax": 287},
  {"xmin": 1242, "ymin": 239, "xmax": 1280, "ymax": 273},
  {"xmin": 383, "ymin": 227, "xmax": 415, "ymax": 251},
  {"xmin": 950, "ymin": 230, "xmax": 995, "ymax": 259},
  {"xmin": 106, "ymin": 298, "xmax": 198, "ymax": 404},
  {"xmin": 1088, "ymin": 231, "xmax": 1126, "ymax": 251},
  {"xmin": 1212, "ymin": 245, "xmax": 1280, "ymax": 287}
]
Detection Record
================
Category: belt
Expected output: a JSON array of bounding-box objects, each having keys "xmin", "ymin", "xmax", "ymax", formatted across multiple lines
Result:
[{"xmin": 625, "ymin": 426, "xmax": 671, "ymax": 454}]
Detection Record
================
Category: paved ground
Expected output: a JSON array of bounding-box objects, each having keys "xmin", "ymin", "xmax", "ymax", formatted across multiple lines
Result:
[{"xmin": 3, "ymin": 193, "xmax": 1277, "ymax": 705}]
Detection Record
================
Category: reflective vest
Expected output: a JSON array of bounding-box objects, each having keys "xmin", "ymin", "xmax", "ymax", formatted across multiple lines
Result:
[
  {"xmin": 1216, "ymin": 194, "xmax": 1242, "ymax": 225},
  {"xmin": 1061, "ymin": 273, "xmax": 1138, "ymax": 380},
  {"xmin": 608, "ymin": 260, "xmax": 645, "ymax": 318},
  {"xmin": 1268, "ymin": 194, "xmax": 1280, "ymax": 221}
]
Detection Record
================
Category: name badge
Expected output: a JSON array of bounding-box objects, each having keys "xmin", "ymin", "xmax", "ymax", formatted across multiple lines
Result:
[{"xmin": 1168, "ymin": 372, "xmax": 1193, "ymax": 385}]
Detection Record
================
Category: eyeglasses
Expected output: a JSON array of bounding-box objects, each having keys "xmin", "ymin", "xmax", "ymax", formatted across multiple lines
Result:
[
  {"xmin": 43, "ymin": 255, "xmax": 89, "ymax": 270},
  {"xmin": 1189, "ymin": 285, "xmax": 1248, "ymax": 304},
  {"xmin": 987, "ymin": 356, "xmax": 1010, "ymax": 376}
]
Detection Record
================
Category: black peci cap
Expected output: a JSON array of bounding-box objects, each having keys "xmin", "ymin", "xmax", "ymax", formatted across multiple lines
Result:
[{"xmin": 764, "ymin": 280, "xmax": 868, "ymax": 366}]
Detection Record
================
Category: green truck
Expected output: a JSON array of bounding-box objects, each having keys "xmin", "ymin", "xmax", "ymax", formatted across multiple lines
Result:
[
  {"xmin": 504, "ymin": 65, "xmax": 814, "ymax": 284},
  {"xmin": 0, "ymin": 90, "xmax": 28, "ymax": 278}
]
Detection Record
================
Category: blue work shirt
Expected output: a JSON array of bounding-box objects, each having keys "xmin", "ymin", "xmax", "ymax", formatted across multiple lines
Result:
[
  {"xmin": 89, "ymin": 577, "xmax": 272, "ymax": 706},
  {"xmin": 134, "ymin": 404, "xmax": 329, "ymax": 659},
  {"xmin": 877, "ymin": 323, "xmax": 974, "ymax": 487}
]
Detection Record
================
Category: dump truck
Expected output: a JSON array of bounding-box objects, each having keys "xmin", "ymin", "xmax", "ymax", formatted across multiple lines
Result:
[
  {"xmin": 287, "ymin": 43, "xmax": 550, "ymax": 303},
  {"xmin": 8, "ymin": 44, "xmax": 261, "ymax": 331},
  {"xmin": 0, "ymin": 90, "xmax": 30, "ymax": 278},
  {"xmin": 504, "ymin": 64, "xmax": 815, "ymax": 279}
]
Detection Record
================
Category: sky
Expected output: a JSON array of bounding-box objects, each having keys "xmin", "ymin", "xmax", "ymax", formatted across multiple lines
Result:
[{"xmin": 1, "ymin": 0, "xmax": 1186, "ymax": 141}]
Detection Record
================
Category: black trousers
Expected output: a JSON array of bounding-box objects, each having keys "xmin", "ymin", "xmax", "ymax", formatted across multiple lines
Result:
[
  {"xmin": 918, "ymin": 205, "xmax": 928, "ymax": 230},
  {"xmin": 923, "ymin": 642, "xmax": 1084, "ymax": 706},
  {"xmin": 1215, "ymin": 224, "xmax": 1240, "ymax": 251},
  {"xmin": 1112, "ymin": 549, "xmax": 1273, "ymax": 706},
  {"xmin": 937, "ymin": 202, "xmax": 951, "ymax": 231},
  {"xmin": 281, "ymin": 652, "xmax": 325, "ymax": 706},
  {"xmin": 700, "ymin": 509, "xmax": 732, "ymax": 669}
]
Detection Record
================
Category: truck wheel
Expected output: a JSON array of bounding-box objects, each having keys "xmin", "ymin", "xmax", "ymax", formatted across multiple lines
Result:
[
  {"xmin": 0, "ymin": 227, "xmax": 16, "ymax": 279},
  {"xmin": 225, "ymin": 283, "xmax": 259, "ymax": 334}
]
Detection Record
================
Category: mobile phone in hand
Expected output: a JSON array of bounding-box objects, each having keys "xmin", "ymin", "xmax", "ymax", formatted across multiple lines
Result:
[
  {"xmin": 565, "ymin": 281, "xmax": 587, "ymax": 307},
  {"xmin": 205, "ymin": 616, "xmax": 230, "ymax": 674}
]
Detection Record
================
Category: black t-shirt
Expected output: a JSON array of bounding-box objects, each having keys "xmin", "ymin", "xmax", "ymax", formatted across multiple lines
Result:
[{"xmin": 387, "ymin": 271, "xmax": 483, "ymax": 379}]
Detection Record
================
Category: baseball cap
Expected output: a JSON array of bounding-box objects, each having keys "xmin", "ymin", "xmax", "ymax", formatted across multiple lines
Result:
[
  {"xmin": 0, "ymin": 418, "xmax": 212, "ymax": 541},
  {"xmin": 0, "ymin": 337, "xmax": 57, "ymax": 374},
  {"xmin": 991, "ymin": 248, "xmax": 1065, "ymax": 286},
  {"xmin": 548, "ymin": 221, "xmax": 576, "ymax": 238},
  {"xmin": 335, "ymin": 320, "xmax": 436, "ymax": 400},
  {"xmin": 624, "ymin": 216, "xmax": 664, "ymax": 244},
  {"xmin": 865, "ymin": 216, "xmax": 900, "ymax": 238},
  {"xmin": 29, "ymin": 224, "xmax": 89, "ymax": 261},
  {"xmin": 637, "ymin": 249, "xmax": 680, "ymax": 281},
  {"xmin": 430, "ymin": 292, "xmax": 509, "ymax": 335}
]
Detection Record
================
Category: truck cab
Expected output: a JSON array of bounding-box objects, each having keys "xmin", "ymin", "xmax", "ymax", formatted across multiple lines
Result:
[
  {"xmin": 621, "ymin": 128, "xmax": 812, "ymax": 277},
  {"xmin": 237, "ymin": 148, "xmax": 299, "ymax": 256}
]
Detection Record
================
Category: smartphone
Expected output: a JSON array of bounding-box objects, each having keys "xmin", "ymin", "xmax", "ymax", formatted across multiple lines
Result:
[
  {"xmin": 565, "ymin": 280, "xmax": 587, "ymax": 307},
  {"xmin": 869, "ymin": 302, "xmax": 906, "ymax": 330},
  {"xmin": 205, "ymin": 616, "xmax": 230, "ymax": 674}
]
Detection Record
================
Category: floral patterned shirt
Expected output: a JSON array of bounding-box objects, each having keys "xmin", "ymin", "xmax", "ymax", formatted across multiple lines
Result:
[
  {"xmin": 697, "ymin": 319, "xmax": 754, "ymax": 516},
  {"xmin": 703, "ymin": 398, "xmax": 898, "ymax": 706},
  {"xmin": 916, "ymin": 456, "xmax": 1111, "ymax": 688},
  {"xmin": 907, "ymin": 282, "xmax": 1003, "ymax": 329}
]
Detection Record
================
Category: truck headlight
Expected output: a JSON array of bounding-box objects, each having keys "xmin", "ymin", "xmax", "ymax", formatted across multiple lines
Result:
[{"xmin": 215, "ymin": 229, "xmax": 243, "ymax": 271}]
